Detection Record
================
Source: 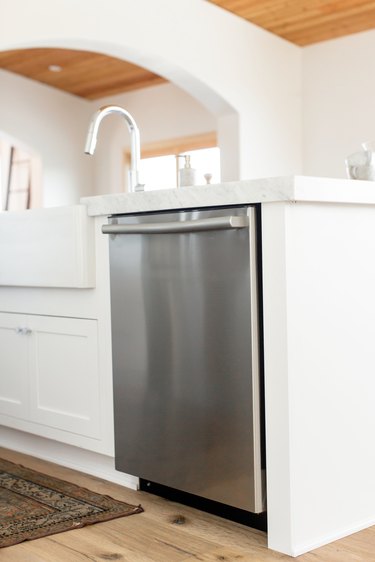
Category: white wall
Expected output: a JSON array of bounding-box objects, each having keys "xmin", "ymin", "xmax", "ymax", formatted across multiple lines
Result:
[
  {"xmin": 0, "ymin": 0, "xmax": 303, "ymax": 185},
  {"xmin": 90, "ymin": 83, "xmax": 218, "ymax": 195},
  {"xmin": 0, "ymin": 69, "xmax": 93, "ymax": 207},
  {"xmin": 303, "ymin": 29, "xmax": 375, "ymax": 179}
]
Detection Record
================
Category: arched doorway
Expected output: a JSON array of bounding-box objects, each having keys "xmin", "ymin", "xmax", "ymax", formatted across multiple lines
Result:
[{"xmin": 0, "ymin": 44, "xmax": 238, "ymax": 206}]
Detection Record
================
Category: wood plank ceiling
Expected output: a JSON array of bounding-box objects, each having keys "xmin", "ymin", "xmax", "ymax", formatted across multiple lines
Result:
[
  {"xmin": 207, "ymin": 0, "xmax": 375, "ymax": 46},
  {"xmin": 1, "ymin": 2, "xmax": 375, "ymax": 98},
  {"xmin": 0, "ymin": 48, "xmax": 167, "ymax": 100}
]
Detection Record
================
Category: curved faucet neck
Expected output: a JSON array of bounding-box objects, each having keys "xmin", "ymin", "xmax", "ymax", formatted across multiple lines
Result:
[{"xmin": 84, "ymin": 105, "xmax": 143, "ymax": 193}]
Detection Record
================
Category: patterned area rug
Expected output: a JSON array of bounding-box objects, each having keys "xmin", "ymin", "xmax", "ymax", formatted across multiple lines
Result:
[{"xmin": 0, "ymin": 458, "xmax": 143, "ymax": 548}]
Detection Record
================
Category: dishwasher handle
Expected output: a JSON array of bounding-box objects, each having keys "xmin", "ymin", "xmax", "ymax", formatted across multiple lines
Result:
[{"xmin": 102, "ymin": 215, "xmax": 249, "ymax": 235}]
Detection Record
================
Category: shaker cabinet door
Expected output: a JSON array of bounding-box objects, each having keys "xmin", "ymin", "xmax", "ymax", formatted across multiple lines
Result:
[
  {"xmin": 0, "ymin": 312, "xmax": 30, "ymax": 419},
  {"xmin": 28, "ymin": 315, "xmax": 100, "ymax": 439},
  {"xmin": 0, "ymin": 312, "xmax": 101, "ymax": 443}
]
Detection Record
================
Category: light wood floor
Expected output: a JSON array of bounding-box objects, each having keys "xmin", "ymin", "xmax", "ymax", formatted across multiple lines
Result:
[{"xmin": 0, "ymin": 447, "xmax": 374, "ymax": 561}]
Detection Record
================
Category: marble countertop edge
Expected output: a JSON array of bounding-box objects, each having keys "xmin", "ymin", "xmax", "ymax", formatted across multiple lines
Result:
[{"xmin": 81, "ymin": 176, "xmax": 375, "ymax": 217}]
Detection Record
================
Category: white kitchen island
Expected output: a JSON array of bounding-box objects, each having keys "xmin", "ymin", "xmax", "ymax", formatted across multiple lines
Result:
[
  {"xmin": 1, "ymin": 176, "xmax": 375, "ymax": 557},
  {"xmin": 83, "ymin": 175, "xmax": 375, "ymax": 557}
]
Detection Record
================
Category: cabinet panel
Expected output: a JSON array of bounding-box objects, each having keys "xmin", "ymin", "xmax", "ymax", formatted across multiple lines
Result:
[
  {"xmin": 29, "ymin": 316, "xmax": 100, "ymax": 438},
  {"xmin": 0, "ymin": 312, "xmax": 102, "ymax": 445},
  {"xmin": 0, "ymin": 313, "xmax": 29, "ymax": 418}
]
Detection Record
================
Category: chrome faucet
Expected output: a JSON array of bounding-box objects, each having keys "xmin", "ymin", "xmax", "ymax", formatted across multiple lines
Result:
[{"xmin": 84, "ymin": 105, "xmax": 144, "ymax": 192}]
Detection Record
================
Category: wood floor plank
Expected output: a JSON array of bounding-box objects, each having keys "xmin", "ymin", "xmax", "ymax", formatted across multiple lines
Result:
[
  {"xmin": 0, "ymin": 547, "xmax": 47, "ymax": 562},
  {"xmin": 180, "ymin": 545, "xmax": 286, "ymax": 561},
  {"xmin": 82, "ymin": 516, "xmax": 218, "ymax": 561},
  {"xmin": 1, "ymin": 447, "xmax": 375, "ymax": 561}
]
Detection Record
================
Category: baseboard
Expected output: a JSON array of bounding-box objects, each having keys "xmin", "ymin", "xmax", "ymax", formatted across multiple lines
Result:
[
  {"xmin": 0, "ymin": 426, "xmax": 139, "ymax": 490},
  {"xmin": 289, "ymin": 516, "xmax": 375, "ymax": 557}
]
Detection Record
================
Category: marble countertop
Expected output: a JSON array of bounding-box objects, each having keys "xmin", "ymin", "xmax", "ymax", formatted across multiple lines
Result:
[{"xmin": 81, "ymin": 175, "xmax": 375, "ymax": 217}]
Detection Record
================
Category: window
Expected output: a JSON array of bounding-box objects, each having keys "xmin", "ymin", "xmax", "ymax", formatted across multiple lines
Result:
[
  {"xmin": 142, "ymin": 147, "xmax": 220, "ymax": 191},
  {"xmin": 125, "ymin": 132, "xmax": 220, "ymax": 192},
  {"xmin": 141, "ymin": 154, "xmax": 177, "ymax": 191},
  {"xmin": 0, "ymin": 137, "xmax": 41, "ymax": 211}
]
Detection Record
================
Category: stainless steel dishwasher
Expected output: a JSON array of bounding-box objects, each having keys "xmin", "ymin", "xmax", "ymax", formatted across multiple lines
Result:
[{"xmin": 103, "ymin": 205, "xmax": 265, "ymax": 514}]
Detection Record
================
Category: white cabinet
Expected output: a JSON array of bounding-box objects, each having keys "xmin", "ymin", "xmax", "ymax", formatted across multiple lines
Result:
[
  {"xmin": 0, "ymin": 312, "xmax": 101, "ymax": 445},
  {"xmin": 0, "ymin": 313, "xmax": 29, "ymax": 419}
]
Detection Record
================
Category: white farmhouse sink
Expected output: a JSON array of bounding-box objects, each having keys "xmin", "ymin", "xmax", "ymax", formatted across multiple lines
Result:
[{"xmin": 0, "ymin": 205, "xmax": 95, "ymax": 288}]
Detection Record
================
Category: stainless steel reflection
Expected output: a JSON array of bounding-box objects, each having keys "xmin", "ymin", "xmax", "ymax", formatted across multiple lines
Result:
[
  {"xmin": 108, "ymin": 205, "xmax": 265, "ymax": 513},
  {"xmin": 84, "ymin": 104, "xmax": 143, "ymax": 192}
]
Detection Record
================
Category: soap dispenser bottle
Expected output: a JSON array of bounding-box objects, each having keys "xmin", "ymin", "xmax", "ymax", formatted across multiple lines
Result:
[{"xmin": 179, "ymin": 155, "xmax": 197, "ymax": 187}]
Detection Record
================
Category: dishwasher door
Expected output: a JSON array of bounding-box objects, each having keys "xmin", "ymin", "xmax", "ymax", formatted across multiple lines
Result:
[{"xmin": 104, "ymin": 205, "xmax": 264, "ymax": 513}]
